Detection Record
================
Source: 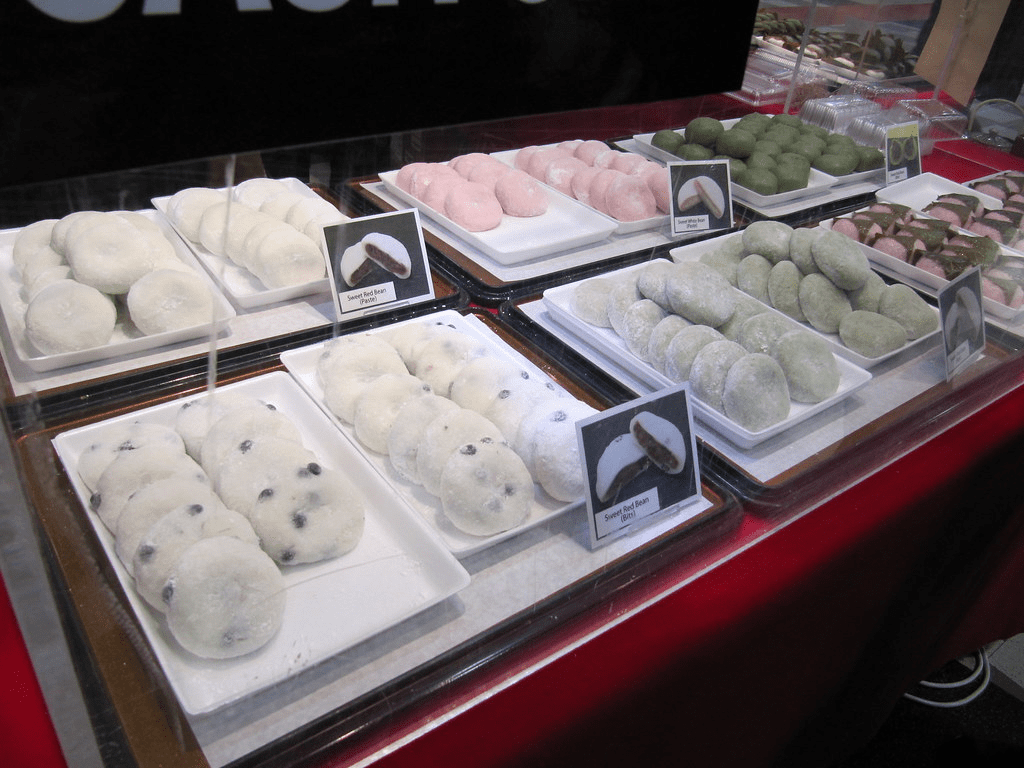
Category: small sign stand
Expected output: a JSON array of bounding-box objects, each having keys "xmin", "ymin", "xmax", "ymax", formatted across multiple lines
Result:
[
  {"xmin": 938, "ymin": 266, "xmax": 986, "ymax": 380},
  {"xmin": 884, "ymin": 122, "xmax": 923, "ymax": 185},
  {"xmin": 576, "ymin": 383, "xmax": 702, "ymax": 549},
  {"xmin": 323, "ymin": 208, "xmax": 434, "ymax": 325},
  {"xmin": 668, "ymin": 160, "xmax": 733, "ymax": 239}
]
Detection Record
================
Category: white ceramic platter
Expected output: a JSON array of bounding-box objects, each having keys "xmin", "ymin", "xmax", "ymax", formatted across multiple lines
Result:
[
  {"xmin": 669, "ymin": 232, "xmax": 941, "ymax": 369},
  {"xmin": 875, "ymin": 172, "xmax": 1003, "ymax": 214},
  {"xmin": 632, "ymin": 120, "xmax": 837, "ymax": 205},
  {"xmin": 541, "ymin": 263, "xmax": 872, "ymax": 449},
  {"xmin": 280, "ymin": 310, "xmax": 585, "ymax": 557},
  {"xmin": 152, "ymin": 178, "xmax": 332, "ymax": 309},
  {"xmin": 0, "ymin": 211, "xmax": 235, "ymax": 373},
  {"xmin": 377, "ymin": 170, "xmax": 618, "ymax": 266},
  {"xmin": 51, "ymin": 372, "xmax": 470, "ymax": 715}
]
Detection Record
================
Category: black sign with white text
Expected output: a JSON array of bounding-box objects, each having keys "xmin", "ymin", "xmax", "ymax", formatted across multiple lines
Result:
[{"xmin": 1, "ymin": 1, "xmax": 759, "ymax": 186}]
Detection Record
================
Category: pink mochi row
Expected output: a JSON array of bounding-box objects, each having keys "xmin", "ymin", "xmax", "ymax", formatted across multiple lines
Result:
[
  {"xmin": 514, "ymin": 139, "xmax": 669, "ymax": 222},
  {"xmin": 395, "ymin": 155, "xmax": 549, "ymax": 233}
]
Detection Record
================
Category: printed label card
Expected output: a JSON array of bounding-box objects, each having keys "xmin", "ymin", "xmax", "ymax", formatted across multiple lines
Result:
[
  {"xmin": 938, "ymin": 266, "xmax": 986, "ymax": 380},
  {"xmin": 576, "ymin": 383, "xmax": 702, "ymax": 548},
  {"xmin": 669, "ymin": 160, "xmax": 733, "ymax": 238},
  {"xmin": 885, "ymin": 122, "xmax": 923, "ymax": 185},
  {"xmin": 324, "ymin": 209, "xmax": 434, "ymax": 323}
]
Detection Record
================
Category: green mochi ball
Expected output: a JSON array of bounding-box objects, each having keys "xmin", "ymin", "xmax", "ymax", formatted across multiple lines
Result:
[
  {"xmin": 777, "ymin": 151, "xmax": 811, "ymax": 170},
  {"xmin": 746, "ymin": 152, "xmax": 779, "ymax": 170},
  {"xmin": 855, "ymin": 145, "xmax": 885, "ymax": 171},
  {"xmin": 735, "ymin": 167, "xmax": 779, "ymax": 195},
  {"xmin": 775, "ymin": 163, "xmax": 810, "ymax": 192},
  {"xmin": 764, "ymin": 125, "xmax": 800, "ymax": 148},
  {"xmin": 813, "ymin": 151, "xmax": 859, "ymax": 176},
  {"xmin": 685, "ymin": 117, "xmax": 725, "ymax": 147},
  {"xmin": 752, "ymin": 139, "xmax": 783, "ymax": 157},
  {"xmin": 716, "ymin": 128, "xmax": 757, "ymax": 159},
  {"xmin": 651, "ymin": 129, "xmax": 684, "ymax": 153},
  {"xmin": 771, "ymin": 113, "xmax": 803, "ymax": 128},
  {"xmin": 674, "ymin": 142, "xmax": 715, "ymax": 161}
]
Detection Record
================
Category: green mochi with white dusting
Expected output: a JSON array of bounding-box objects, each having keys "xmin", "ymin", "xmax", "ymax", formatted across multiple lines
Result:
[{"xmin": 742, "ymin": 220, "xmax": 794, "ymax": 264}]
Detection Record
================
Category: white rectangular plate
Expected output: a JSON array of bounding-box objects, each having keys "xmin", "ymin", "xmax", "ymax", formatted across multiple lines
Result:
[
  {"xmin": 51, "ymin": 372, "xmax": 470, "ymax": 715},
  {"xmin": 489, "ymin": 147, "xmax": 666, "ymax": 235},
  {"xmin": 669, "ymin": 232, "xmax": 941, "ymax": 369},
  {"xmin": 377, "ymin": 170, "xmax": 618, "ymax": 266},
  {"xmin": 0, "ymin": 211, "xmax": 235, "ymax": 373},
  {"xmin": 281, "ymin": 310, "xmax": 585, "ymax": 557},
  {"xmin": 152, "ymin": 178, "xmax": 331, "ymax": 309},
  {"xmin": 542, "ymin": 263, "xmax": 872, "ymax": 449},
  {"xmin": 820, "ymin": 217, "xmax": 1024, "ymax": 324},
  {"xmin": 632, "ymin": 119, "xmax": 838, "ymax": 207},
  {"xmin": 875, "ymin": 172, "xmax": 1003, "ymax": 214}
]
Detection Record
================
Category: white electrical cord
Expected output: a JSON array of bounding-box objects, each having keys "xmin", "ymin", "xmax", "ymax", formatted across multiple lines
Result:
[{"xmin": 903, "ymin": 648, "xmax": 992, "ymax": 708}]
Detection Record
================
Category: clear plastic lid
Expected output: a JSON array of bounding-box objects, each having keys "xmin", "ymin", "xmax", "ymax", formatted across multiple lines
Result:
[
  {"xmin": 835, "ymin": 79, "xmax": 919, "ymax": 109},
  {"xmin": 799, "ymin": 94, "xmax": 883, "ymax": 133}
]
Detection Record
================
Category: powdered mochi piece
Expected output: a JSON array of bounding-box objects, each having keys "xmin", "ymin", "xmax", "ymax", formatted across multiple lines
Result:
[
  {"xmin": 417, "ymin": 409, "xmax": 505, "ymax": 497},
  {"xmin": 689, "ymin": 340, "xmax": 747, "ymax": 413},
  {"xmin": 771, "ymin": 330, "xmax": 840, "ymax": 403},
  {"xmin": 127, "ymin": 269, "xmax": 215, "ymax": 335},
  {"xmin": 164, "ymin": 536, "xmax": 285, "ymax": 659},
  {"xmin": 440, "ymin": 439, "xmax": 533, "ymax": 536},
  {"xmin": 722, "ymin": 353, "xmax": 790, "ymax": 431},
  {"xmin": 444, "ymin": 181, "xmax": 503, "ymax": 232},
  {"xmin": 387, "ymin": 395, "xmax": 460, "ymax": 484},
  {"xmin": 133, "ymin": 502, "xmax": 258, "ymax": 611},
  {"xmin": 664, "ymin": 261, "xmax": 737, "ymax": 327},
  {"xmin": 25, "ymin": 279, "xmax": 116, "ymax": 355},
  {"xmin": 571, "ymin": 277, "xmax": 615, "ymax": 327},
  {"xmin": 353, "ymin": 372, "xmax": 432, "ymax": 454},
  {"xmin": 494, "ymin": 169, "xmax": 548, "ymax": 217}
]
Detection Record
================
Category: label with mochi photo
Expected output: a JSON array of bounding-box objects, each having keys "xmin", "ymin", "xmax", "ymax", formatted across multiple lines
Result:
[
  {"xmin": 669, "ymin": 160, "xmax": 733, "ymax": 238},
  {"xmin": 576, "ymin": 383, "xmax": 702, "ymax": 547},
  {"xmin": 885, "ymin": 122, "xmax": 923, "ymax": 185},
  {"xmin": 938, "ymin": 266, "xmax": 986, "ymax": 380},
  {"xmin": 324, "ymin": 209, "xmax": 434, "ymax": 322}
]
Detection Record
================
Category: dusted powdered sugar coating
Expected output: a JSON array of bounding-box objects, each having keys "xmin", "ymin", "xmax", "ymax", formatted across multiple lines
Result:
[
  {"xmin": 494, "ymin": 169, "xmax": 549, "ymax": 217},
  {"xmin": 248, "ymin": 462, "xmax": 365, "ymax": 566},
  {"xmin": 444, "ymin": 181, "xmax": 503, "ymax": 232},
  {"xmin": 127, "ymin": 269, "xmax": 215, "ymax": 335},
  {"xmin": 199, "ymin": 401, "xmax": 303, "ymax": 476},
  {"xmin": 440, "ymin": 439, "xmax": 533, "ymax": 536},
  {"xmin": 353, "ymin": 372, "xmax": 431, "ymax": 454},
  {"xmin": 387, "ymin": 395, "xmax": 460, "ymax": 484},
  {"xmin": 164, "ymin": 536, "xmax": 286, "ymax": 659},
  {"xmin": 689, "ymin": 339, "xmax": 748, "ymax": 413},
  {"xmin": 93, "ymin": 445, "xmax": 208, "ymax": 531},
  {"xmin": 26, "ymin": 279, "xmax": 117, "ymax": 355},
  {"xmin": 133, "ymin": 502, "xmax": 258, "ymax": 611},
  {"xmin": 416, "ymin": 408, "xmax": 505, "ymax": 497},
  {"xmin": 722, "ymin": 353, "xmax": 791, "ymax": 431}
]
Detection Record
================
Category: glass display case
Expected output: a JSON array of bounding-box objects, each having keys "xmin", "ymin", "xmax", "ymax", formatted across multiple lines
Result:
[{"xmin": 3, "ymin": 3, "xmax": 1024, "ymax": 768}]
